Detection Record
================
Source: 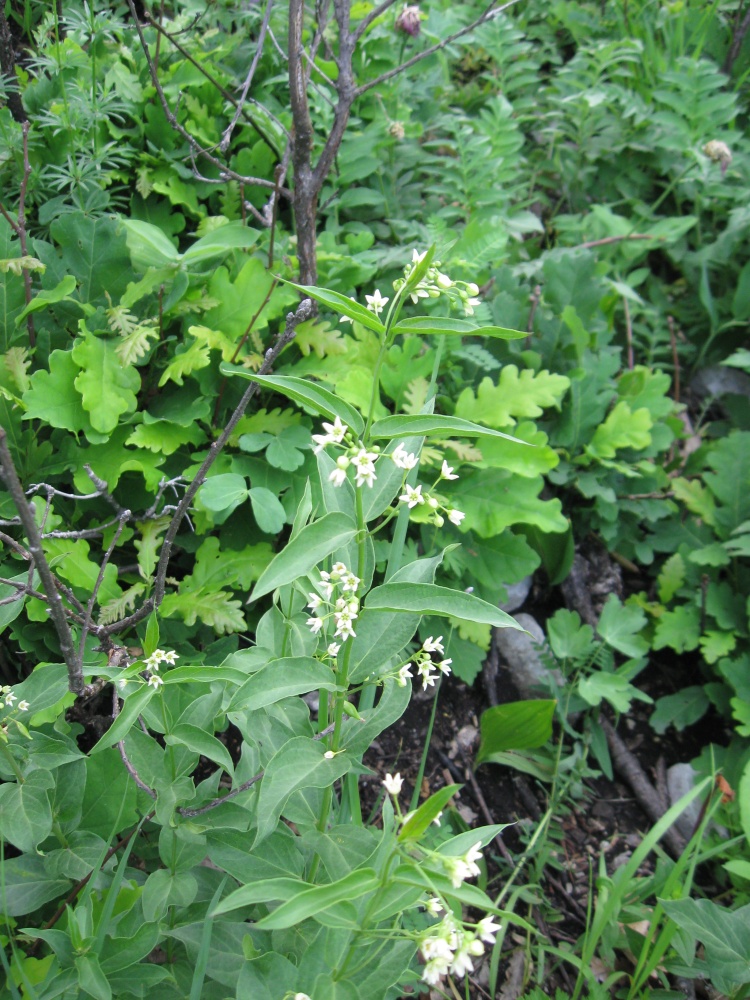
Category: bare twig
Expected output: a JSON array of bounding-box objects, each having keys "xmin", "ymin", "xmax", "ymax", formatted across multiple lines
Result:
[
  {"xmin": 723, "ymin": 4, "xmax": 750, "ymax": 74},
  {"xmin": 221, "ymin": 0, "xmax": 275, "ymax": 153},
  {"xmin": 668, "ymin": 314, "xmax": 681, "ymax": 404},
  {"xmin": 352, "ymin": 0, "xmax": 401, "ymax": 43},
  {"xmin": 100, "ymin": 298, "xmax": 314, "ymax": 637},
  {"xmin": 622, "ymin": 294, "xmax": 634, "ymax": 370},
  {"xmin": 77, "ymin": 512, "xmax": 129, "ymax": 667},
  {"xmin": 126, "ymin": 0, "xmax": 279, "ymax": 192},
  {"xmin": 0, "ymin": 428, "xmax": 83, "ymax": 693},
  {"xmin": 355, "ymin": 0, "xmax": 523, "ymax": 96},
  {"xmin": 142, "ymin": 9, "xmax": 290, "ymax": 150},
  {"xmin": 574, "ymin": 233, "xmax": 660, "ymax": 251},
  {"xmin": 84, "ymin": 464, "xmax": 126, "ymax": 515},
  {"xmin": 600, "ymin": 716, "xmax": 686, "ymax": 858}
]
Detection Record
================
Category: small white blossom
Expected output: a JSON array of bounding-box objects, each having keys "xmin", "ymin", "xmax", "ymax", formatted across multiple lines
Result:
[
  {"xmin": 411, "ymin": 249, "xmax": 427, "ymax": 265},
  {"xmin": 421, "ymin": 935, "xmax": 454, "ymax": 962},
  {"xmin": 306, "ymin": 616, "xmax": 325, "ymax": 635},
  {"xmin": 447, "ymin": 508, "xmax": 465, "ymax": 526},
  {"xmin": 117, "ymin": 679, "xmax": 128, "ymax": 691},
  {"xmin": 464, "ymin": 296, "xmax": 481, "ymax": 316},
  {"xmin": 433, "ymin": 810, "xmax": 443, "ymax": 826},
  {"xmin": 397, "ymin": 663, "xmax": 413, "ymax": 686},
  {"xmin": 476, "ymin": 916, "xmax": 501, "ymax": 943},
  {"xmin": 440, "ymin": 460, "xmax": 459, "ymax": 480},
  {"xmin": 308, "ymin": 593, "xmax": 323, "ymax": 610},
  {"xmin": 327, "ymin": 642, "xmax": 341, "ymax": 657},
  {"xmin": 425, "ymin": 896, "xmax": 443, "ymax": 916},
  {"xmin": 351, "ymin": 448, "xmax": 378, "ymax": 488},
  {"xmin": 328, "ymin": 465, "xmax": 348, "ymax": 487},
  {"xmin": 144, "ymin": 652, "xmax": 162, "ymax": 671},
  {"xmin": 365, "ymin": 288, "xmax": 389, "ymax": 316},
  {"xmin": 147, "ymin": 674, "xmax": 164, "ymax": 689},
  {"xmin": 463, "ymin": 842, "xmax": 483, "ymax": 877},
  {"xmin": 391, "ymin": 442, "xmax": 418, "ymax": 470},
  {"xmin": 422, "ymin": 955, "xmax": 451, "ymax": 986},
  {"xmin": 339, "ymin": 299, "xmax": 357, "ymax": 324},
  {"xmin": 17, "ymin": 700, "xmax": 30, "ymax": 712},
  {"xmin": 162, "ymin": 650, "xmax": 179, "ymax": 665},
  {"xmin": 400, "ymin": 484, "xmax": 425, "ymax": 508},
  {"xmin": 422, "ymin": 636, "xmax": 444, "ymax": 654},
  {"xmin": 450, "ymin": 946, "xmax": 476, "ymax": 978},
  {"xmin": 340, "ymin": 570, "xmax": 360, "ymax": 593},
  {"xmin": 383, "ymin": 772, "xmax": 403, "ymax": 796},
  {"xmin": 437, "ymin": 658, "xmax": 452, "ymax": 676},
  {"xmin": 4, "ymin": 692, "xmax": 16, "ymax": 706},
  {"xmin": 417, "ymin": 661, "xmax": 438, "ymax": 690}
]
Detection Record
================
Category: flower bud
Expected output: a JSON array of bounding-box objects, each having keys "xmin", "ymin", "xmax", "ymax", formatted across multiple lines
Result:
[
  {"xmin": 388, "ymin": 121, "xmax": 406, "ymax": 140},
  {"xmin": 336, "ymin": 455, "xmax": 350, "ymax": 469},
  {"xmin": 395, "ymin": 4, "xmax": 421, "ymax": 36},
  {"xmin": 466, "ymin": 282, "xmax": 479, "ymax": 296},
  {"xmin": 703, "ymin": 139, "xmax": 732, "ymax": 176}
]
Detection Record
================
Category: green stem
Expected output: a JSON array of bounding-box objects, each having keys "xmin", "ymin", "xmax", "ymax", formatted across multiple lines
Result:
[{"xmin": 0, "ymin": 742, "xmax": 24, "ymax": 783}]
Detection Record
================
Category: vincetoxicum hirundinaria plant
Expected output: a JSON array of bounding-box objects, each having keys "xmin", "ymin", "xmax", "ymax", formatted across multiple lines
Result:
[{"xmin": 1, "ymin": 250, "xmax": 531, "ymax": 999}]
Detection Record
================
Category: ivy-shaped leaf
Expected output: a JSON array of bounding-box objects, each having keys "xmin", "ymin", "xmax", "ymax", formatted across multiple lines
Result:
[
  {"xmin": 653, "ymin": 605, "xmax": 701, "ymax": 653},
  {"xmin": 71, "ymin": 334, "xmax": 140, "ymax": 435},
  {"xmin": 455, "ymin": 367, "xmax": 570, "ymax": 428}
]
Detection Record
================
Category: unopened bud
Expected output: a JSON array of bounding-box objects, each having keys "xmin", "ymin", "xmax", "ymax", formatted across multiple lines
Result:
[
  {"xmin": 395, "ymin": 4, "xmax": 421, "ymax": 36},
  {"xmin": 388, "ymin": 121, "xmax": 405, "ymax": 140},
  {"xmin": 703, "ymin": 140, "xmax": 732, "ymax": 175}
]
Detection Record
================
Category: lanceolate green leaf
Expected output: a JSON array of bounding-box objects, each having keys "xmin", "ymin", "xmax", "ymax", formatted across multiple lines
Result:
[
  {"xmin": 165, "ymin": 724, "xmax": 235, "ymax": 777},
  {"xmin": 391, "ymin": 316, "xmax": 526, "ymax": 339},
  {"xmin": 476, "ymin": 700, "xmax": 556, "ymax": 764},
  {"xmin": 16, "ymin": 275, "xmax": 77, "ymax": 324},
  {"xmin": 90, "ymin": 685, "xmax": 156, "ymax": 753},
  {"xmin": 253, "ymin": 870, "xmax": 380, "ymax": 930},
  {"xmin": 364, "ymin": 583, "xmax": 524, "ymax": 630},
  {"xmin": 220, "ymin": 368, "xmax": 364, "ymax": 437},
  {"xmin": 280, "ymin": 280, "xmax": 386, "ymax": 335},
  {"xmin": 253, "ymin": 737, "xmax": 352, "ymax": 846},
  {"xmin": 228, "ymin": 657, "xmax": 339, "ymax": 711},
  {"xmin": 249, "ymin": 512, "xmax": 358, "ymax": 602},
  {"xmin": 369, "ymin": 414, "xmax": 526, "ymax": 443},
  {"xmin": 180, "ymin": 222, "xmax": 260, "ymax": 266},
  {"xmin": 399, "ymin": 785, "xmax": 460, "ymax": 841}
]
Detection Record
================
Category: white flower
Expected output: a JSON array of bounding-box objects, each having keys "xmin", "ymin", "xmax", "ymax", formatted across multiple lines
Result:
[
  {"xmin": 396, "ymin": 663, "xmax": 413, "ymax": 687},
  {"xmin": 339, "ymin": 298, "xmax": 357, "ymax": 323},
  {"xmin": 425, "ymin": 896, "xmax": 443, "ymax": 916},
  {"xmin": 411, "ymin": 249, "xmax": 427, "ymax": 265},
  {"xmin": 476, "ymin": 916, "xmax": 501, "ymax": 943},
  {"xmin": 144, "ymin": 652, "xmax": 162, "ymax": 670},
  {"xmin": 422, "ymin": 636, "xmax": 444, "ymax": 654},
  {"xmin": 328, "ymin": 465, "xmax": 348, "ymax": 487},
  {"xmin": 4, "ymin": 692, "xmax": 16, "ymax": 706},
  {"xmin": 437, "ymin": 658, "xmax": 452, "ymax": 676},
  {"xmin": 306, "ymin": 616, "xmax": 325, "ymax": 635},
  {"xmin": 383, "ymin": 772, "xmax": 403, "ymax": 796},
  {"xmin": 433, "ymin": 811, "xmax": 443, "ymax": 826},
  {"xmin": 440, "ymin": 460, "xmax": 459, "ymax": 480},
  {"xmin": 463, "ymin": 842, "xmax": 483, "ymax": 878},
  {"xmin": 400, "ymin": 484, "xmax": 425, "ymax": 508},
  {"xmin": 417, "ymin": 661, "xmax": 438, "ymax": 690},
  {"xmin": 447, "ymin": 508, "xmax": 465, "ymax": 526},
  {"xmin": 307, "ymin": 593, "xmax": 324, "ymax": 610},
  {"xmin": 450, "ymin": 946, "xmax": 476, "ymax": 978},
  {"xmin": 351, "ymin": 448, "xmax": 378, "ymax": 489},
  {"xmin": 312, "ymin": 417, "xmax": 348, "ymax": 455},
  {"xmin": 162, "ymin": 650, "xmax": 179, "ymax": 665},
  {"xmin": 148, "ymin": 674, "xmax": 164, "ymax": 689},
  {"xmin": 365, "ymin": 288, "xmax": 389, "ymax": 316},
  {"xmin": 421, "ymin": 936, "xmax": 454, "ymax": 962},
  {"xmin": 340, "ymin": 570, "xmax": 360, "ymax": 593},
  {"xmin": 17, "ymin": 700, "xmax": 30, "ymax": 711},
  {"xmin": 392, "ymin": 442, "xmax": 418, "ymax": 470},
  {"xmin": 464, "ymin": 296, "xmax": 481, "ymax": 316},
  {"xmin": 334, "ymin": 615, "xmax": 356, "ymax": 641},
  {"xmin": 327, "ymin": 642, "xmax": 341, "ymax": 657},
  {"xmin": 331, "ymin": 562, "xmax": 348, "ymax": 577},
  {"xmin": 422, "ymin": 955, "xmax": 451, "ymax": 986}
]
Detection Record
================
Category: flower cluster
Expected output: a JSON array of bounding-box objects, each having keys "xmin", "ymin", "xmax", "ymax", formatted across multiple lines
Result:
[
  {"xmin": 397, "ymin": 636, "xmax": 452, "ymax": 691},
  {"xmin": 419, "ymin": 910, "xmax": 501, "ymax": 986},
  {"xmin": 144, "ymin": 648, "xmax": 179, "ymax": 671},
  {"xmin": 1, "ymin": 686, "xmax": 29, "ymax": 712},
  {"xmin": 393, "ymin": 250, "xmax": 482, "ymax": 316},
  {"xmin": 312, "ymin": 417, "xmax": 382, "ymax": 490},
  {"xmin": 306, "ymin": 563, "xmax": 361, "ymax": 644},
  {"xmin": 394, "ymin": 452, "xmax": 465, "ymax": 527}
]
